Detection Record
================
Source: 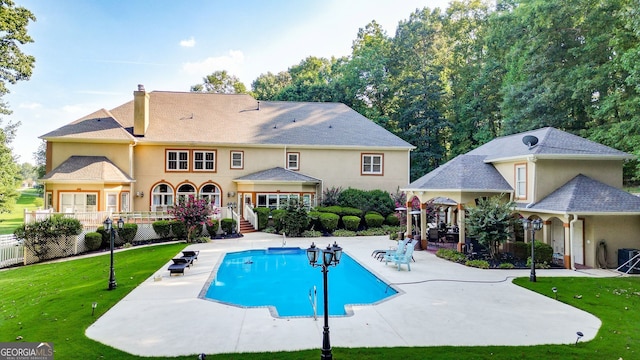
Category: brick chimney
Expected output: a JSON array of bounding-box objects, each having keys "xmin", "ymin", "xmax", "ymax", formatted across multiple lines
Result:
[{"xmin": 133, "ymin": 84, "xmax": 149, "ymax": 136}]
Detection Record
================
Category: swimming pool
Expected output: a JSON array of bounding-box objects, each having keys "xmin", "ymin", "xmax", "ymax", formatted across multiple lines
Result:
[{"xmin": 201, "ymin": 247, "xmax": 399, "ymax": 317}]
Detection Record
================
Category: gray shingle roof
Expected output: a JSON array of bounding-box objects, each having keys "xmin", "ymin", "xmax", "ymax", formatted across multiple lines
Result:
[
  {"xmin": 404, "ymin": 155, "xmax": 513, "ymax": 192},
  {"xmin": 234, "ymin": 167, "xmax": 321, "ymax": 183},
  {"xmin": 468, "ymin": 127, "xmax": 632, "ymax": 161},
  {"xmin": 40, "ymin": 109, "xmax": 134, "ymax": 141},
  {"xmin": 523, "ymin": 174, "xmax": 640, "ymax": 214},
  {"xmin": 42, "ymin": 91, "xmax": 413, "ymax": 149},
  {"xmin": 42, "ymin": 156, "xmax": 134, "ymax": 183}
]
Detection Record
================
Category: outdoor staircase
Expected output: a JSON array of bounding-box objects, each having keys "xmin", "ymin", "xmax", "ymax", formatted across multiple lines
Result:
[{"xmin": 239, "ymin": 218, "xmax": 256, "ymax": 233}]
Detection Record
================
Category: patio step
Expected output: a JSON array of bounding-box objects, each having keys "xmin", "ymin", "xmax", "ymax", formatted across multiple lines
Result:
[{"xmin": 240, "ymin": 218, "xmax": 256, "ymax": 233}]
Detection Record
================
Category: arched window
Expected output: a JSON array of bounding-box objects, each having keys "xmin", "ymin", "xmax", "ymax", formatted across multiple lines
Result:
[
  {"xmin": 200, "ymin": 184, "xmax": 221, "ymax": 208},
  {"xmin": 152, "ymin": 183, "xmax": 174, "ymax": 211},
  {"xmin": 177, "ymin": 184, "xmax": 196, "ymax": 205}
]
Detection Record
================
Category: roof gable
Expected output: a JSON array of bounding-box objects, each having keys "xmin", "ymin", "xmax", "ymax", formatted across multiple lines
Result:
[
  {"xmin": 40, "ymin": 109, "xmax": 133, "ymax": 141},
  {"xmin": 42, "ymin": 156, "xmax": 134, "ymax": 183},
  {"xmin": 404, "ymin": 154, "xmax": 513, "ymax": 192},
  {"xmin": 468, "ymin": 127, "xmax": 631, "ymax": 161},
  {"xmin": 525, "ymin": 174, "xmax": 640, "ymax": 213},
  {"xmin": 234, "ymin": 167, "xmax": 320, "ymax": 183}
]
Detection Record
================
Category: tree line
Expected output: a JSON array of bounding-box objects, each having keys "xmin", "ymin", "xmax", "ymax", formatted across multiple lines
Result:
[{"xmin": 193, "ymin": 0, "xmax": 640, "ymax": 184}]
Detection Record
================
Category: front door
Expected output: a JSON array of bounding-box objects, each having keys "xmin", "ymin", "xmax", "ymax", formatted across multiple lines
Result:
[{"xmin": 571, "ymin": 219, "xmax": 584, "ymax": 265}]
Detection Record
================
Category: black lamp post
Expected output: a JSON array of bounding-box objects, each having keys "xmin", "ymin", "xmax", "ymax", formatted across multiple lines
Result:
[
  {"xmin": 306, "ymin": 241, "xmax": 342, "ymax": 360},
  {"xmin": 104, "ymin": 217, "xmax": 124, "ymax": 290},
  {"xmin": 522, "ymin": 218, "xmax": 543, "ymax": 282}
]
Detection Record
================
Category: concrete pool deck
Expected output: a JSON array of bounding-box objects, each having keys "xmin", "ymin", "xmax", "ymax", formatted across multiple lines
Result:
[{"xmin": 86, "ymin": 233, "xmax": 616, "ymax": 357}]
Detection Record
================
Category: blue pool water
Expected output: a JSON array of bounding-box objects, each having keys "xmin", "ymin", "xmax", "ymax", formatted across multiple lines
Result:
[{"xmin": 203, "ymin": 247, "xmax": 398, "ymax": 317}]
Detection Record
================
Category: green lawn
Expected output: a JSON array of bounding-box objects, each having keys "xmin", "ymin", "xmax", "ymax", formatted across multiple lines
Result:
[
  {"xmin": 0, "ymin": 188, "xmax": 41, "ymax": 235},
  {"xmin": 1, "ymin": 242, "xmax": 639, "ymax": 359}
]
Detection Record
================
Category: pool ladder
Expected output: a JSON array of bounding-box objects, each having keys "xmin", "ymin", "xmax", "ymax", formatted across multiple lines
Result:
[
  {"xmin": 282, "ymin": 232, "xmax": 286, "ymax": 247},
  {"xmin": 308, "ymin": 285, "xmax": 317, "ymax": 320}
]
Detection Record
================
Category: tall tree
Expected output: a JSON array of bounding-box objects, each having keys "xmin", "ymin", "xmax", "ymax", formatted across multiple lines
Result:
[
  {"xmin": 251, "ymin": 71, "xmax": 291, "ymax": 100},
  {"xmin": 275, "ymin": 56, "xmax": 344, "ymax": 102},
  {"xmin": 191, "ymin": 70, "xmax": 247, "ymax": 94},
  {"xmin": 390, "ymin": 8, "xmax": 449, "ymax": 180},
  {"xmin": 0, "ymin": 0, "xmax": 35, "ymax": 213},
  {"xmin": 340, "ymin": 21, "xmax": 395, "ymax": 128}
]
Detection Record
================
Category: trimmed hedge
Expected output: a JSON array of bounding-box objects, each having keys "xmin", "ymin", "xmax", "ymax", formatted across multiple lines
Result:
[
  {"xmin": 317, "ymin": 206, "xmax": 344, "ymax": 216},
  {"xmin": 206, "ymin": 219, "xmax": 219, "ymax": 236},
  {"xmin": 385, "ymin": 213, "xmax": 400, "ymax": 226},
  {"xmin": 221, "ymin": 218, "xmax": 237, "ymax": 234},
  {"xmin": 342, "ymin": 215, "xmax": 361, "ymax": 231},
  {"xmin": 319, "ymin": 213, "xmax": 339, "ymax": 233},
  {"xmin": 152, "ymin": 220, "xmax": 171, "ymax": 239},
  {"xmin": 254, "ymin": 207, "xmax": 271, "ymax": 230},
  {"xmin": 84, "ymin": 232, "xmax": 102, "ymax": 251},
  {"xmin": 118, "ymin": 223, "xmax": 138, "ymax": 245},
  {"xmin": 364, "ymin": 213, "xmax": 384, "ymax": 228},
  {"xmin": 342, "ymin": 207, "xmax": 363, "ymax": 217},
  {"xmin": 96, "ymin": 226, "xmax": 110, "ymax": 248},
  {"xmin": 169, "ymin": 220, "xmax": 187, "ymax": 239},
  {"xmin": 308, "ymin": 211, "xmax": 322, "ymax": 230},
  {"xmin": 531, "ymin": 241, "xmax": 553, "ymax": 264}
]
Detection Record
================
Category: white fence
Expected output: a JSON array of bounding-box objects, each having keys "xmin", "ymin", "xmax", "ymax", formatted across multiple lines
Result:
[{"xmin": 0, "ymin": 234, "xmax": 24, "ymax": 268}]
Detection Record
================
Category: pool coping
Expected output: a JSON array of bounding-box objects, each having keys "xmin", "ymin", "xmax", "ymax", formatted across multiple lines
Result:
[{"xmin": 196, "ymin": 247, "xmax": 404, "ymax": 319}]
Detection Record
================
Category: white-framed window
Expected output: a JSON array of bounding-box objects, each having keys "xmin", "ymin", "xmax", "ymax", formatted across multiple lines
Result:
[
  {"xmin": 152, "ymin": 183, "xmax": 174, "ymax": 211},
  {"xmin": 177, "ymin": 184, "xmax": 196, "ymax": 205},
  {"xmin": 200, "ymin": 184, "xmax": 221, "ymax": 208},
  {"xmin": 193, "ymin": 150, "xmax": 216, "ymax": 171},
  {"xmin": 257, "ymin": 193, "xmax": 301, "ymax": 210},
  {"xmin": 230, "ymin": 151, "xmax": 244, "ymax": 169},
  {"xmin": 120, "ymin": 192, "xmax": 130, "ymax": 212},
  {"xmin": 106, "ymin": 192, "xmax": 118, "ymax": 214},
  {"xmin": 515, "ymin": 164, "xmax": 527, "ymax": 199},
  {"xmin": 166, "ymin": 150, "xmax": 189, "ymax": 171},
  {"xmin": 45, "ymin": 192, "xmax": 53, "ymax": 209},
  {"xmin": 60, "ymin": 193, "xmax": 97, "ymax": 213},
  {"xmin": 362, "ymin": 153, "xmax": 383, "ymax": 175},
  {"xmin": 287, "ymin": 152, "xmax": 299, "ymax": 170}
]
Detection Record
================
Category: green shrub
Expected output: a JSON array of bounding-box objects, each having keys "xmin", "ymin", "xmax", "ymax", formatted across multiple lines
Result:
[
  {"xmin": 281, "ymin": 200, "xmax": 310, "ymax": 237},
  {"xmin": 338, "ymin": 188, "xmax": 395, "ymax": 217},
  {"xmin": 512, "ymin": 241, "xmax": 528, "ymax": 260},
  {"xmin": 337, "ymin": 188, "xmax": 368, "ymax": 212},
  {"xmin": 271, "ymin": 209, "xmax": 287, "ymax": 231},
  {"xmin": 263, "ymin": 226, "xmax": 278, "ymax": 234},
  {"xmin": 205, "ymin": 219, "xmax": 219, "ymax": 236},
  {"xmin": 342, "ymin": 207, "xmax": 363, "ymax": 217},
  {"xmin": 152, "ymin": 220, "xmax": 171, "ymax": 239},
  {"xmin": 527, "ymin": 258, "xmax": 551, "ymax": 269},
  {"xmin": 302, "ymin": 229, "xmax": 323, "ymax": 237},
  {"xmin": 254, "ymin": 207, "xmax": 271, "ymax": 230},
  {"xmin": 357, "ymin": 228, "xmax": 388, "ymax": 236},
  {"xmin": 84, "ymin": 232, "xmax": 102, "ymax": 251},
  {"xmin": 169, "ymin": 220, "xmax": 187, "ymax": 239},
  {"xmin": 333, "ymin": 229, "xmax": 356, "ymax": 237},
  {"xmin": 498, "ymin": 262, "xmax": 515, "ymax": 269},
  {"xmin": 532, "ymin": 241, "xmax": 553, "ymax": 264},
  {"xmin": 342, "ymin": 215, "xmax": 361, "ymax": 231},
  {"xmin": 319, "ymin": 212, "xmax": 339, "ymax": 233},
  {"xmin": 96, "ymin": 226, "xmax": 110, "ymax": 248},
  {"xmin": 221, "ymin": 218, "xmax": 237, "ymax": 234},
  {"xmin": 465, "ymin": 259, "xmax": 490, "ymax": 269},
  {"xmin": 389, "ymin": 231, "xmax": 399, "ymax": 240},
  {"xmin": 364, "ymin": 213, "xmax": 385, "ymax": 228},
  {"xmin": 385, "ymin": 213, "xmax": 400, "ymax": 226},
  {"xmin": 318, "ymin": 206, "xmax": 343, "ymax": 216},
  {"xmin": 436, "ymin": 248, "xmax": 466, "ymax": 263},
  {"xmin": 307, "ymin": 211, "xmax": 322, "ymax": 230},
  {"xmin": 117, "ymin": 223, "xmax": 138, "ymax": 245}
]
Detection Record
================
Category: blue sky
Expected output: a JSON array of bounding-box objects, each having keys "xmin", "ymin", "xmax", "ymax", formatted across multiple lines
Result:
[{"xmin": 7, "ymin": 0, "xmax": 450, "ymax": 164}]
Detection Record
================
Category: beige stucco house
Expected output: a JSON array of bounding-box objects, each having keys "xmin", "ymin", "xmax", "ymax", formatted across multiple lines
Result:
[
  {"xmin": 40, "ymin": 85, "xmax": 414, "ymax": 223},
  {"xmin": 402, "ymin": 127, "xmax": 640, "ymax": 270}
]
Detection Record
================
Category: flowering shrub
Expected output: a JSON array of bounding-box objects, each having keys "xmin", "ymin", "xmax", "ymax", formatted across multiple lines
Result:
[{"xmin": 169, "ymin": 195, "xmax": 211, "ymax": 242}]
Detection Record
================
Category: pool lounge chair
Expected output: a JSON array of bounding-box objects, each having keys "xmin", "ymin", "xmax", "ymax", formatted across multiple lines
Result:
[
  {"xmin": 181, "ymin": 250, "xmax": 199, "ymax": 262},
  {"xmin": 385, "ymin": 244, "xmax": 415, "ymax": 271},
  {"xmin": 168, "ymin": 258, "xmax": 191, "ymax": 275},
  {"xmin": 373, "ymin": 238, "xmax": 410, "ymax": 261}
]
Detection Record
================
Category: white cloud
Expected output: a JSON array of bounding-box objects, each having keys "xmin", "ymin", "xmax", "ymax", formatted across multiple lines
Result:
[
  {"xmin": 19, "ymin": 102, "xmax": 42, "ymax": 109},
  {"xmin": 181, "ymin": 50, "xmax": 246, "ymax": 78},
  {"xmin": 180, "ymin": 37, "xmax": 196, "ymax": 47}
]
